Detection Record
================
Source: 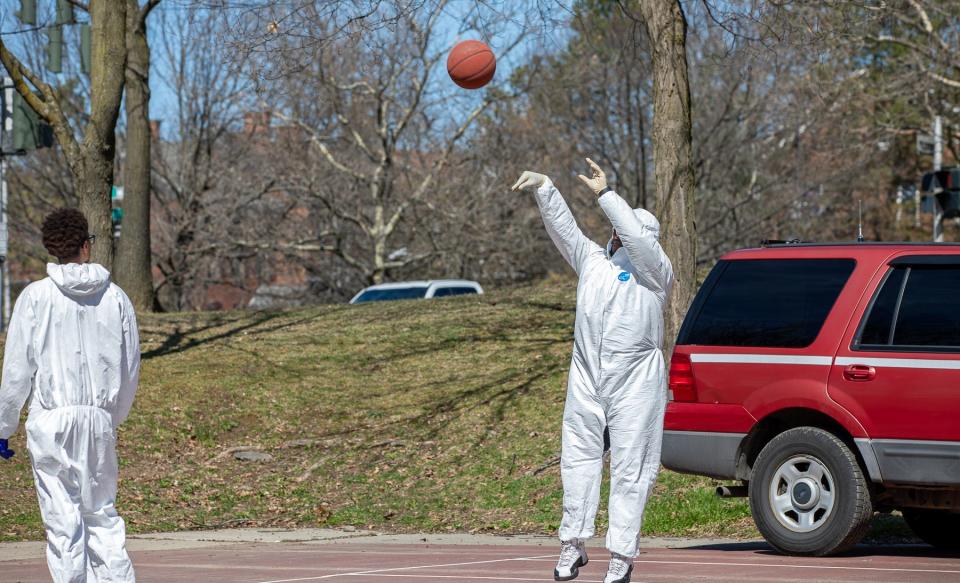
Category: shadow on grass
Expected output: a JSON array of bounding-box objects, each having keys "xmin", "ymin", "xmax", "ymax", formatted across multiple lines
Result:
[
  {"xmin": 311, "ymin": 297, "xmax": 572, "ymax": 449},
  {"xmin": 143, "ymin": 295, "xmax": 573, "ymax": 465},
  {"xmin": 142, "ymin": 308, "xmax": 349, "ymax": 360},
  {"xmin": 350, "ymin": 301, "xmax": 571, "ymax": 368},
  {"xmin": 299, "ymin": 358, "xmax": 565, "ymax": 447}
]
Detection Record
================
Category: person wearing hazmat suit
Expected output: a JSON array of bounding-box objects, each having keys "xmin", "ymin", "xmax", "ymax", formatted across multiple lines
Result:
[
  {"xmin": 0, "ymin": 208, "xmax": 139, "ymax": 582},
  {"xmin": 512, "ymin": 160, "xmax": 673, "ymax": 583}
]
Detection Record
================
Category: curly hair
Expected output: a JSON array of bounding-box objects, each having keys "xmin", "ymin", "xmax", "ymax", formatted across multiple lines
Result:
[{"xmin": 41, "ymin": 208, "xmax": 89, "ymax": 261}]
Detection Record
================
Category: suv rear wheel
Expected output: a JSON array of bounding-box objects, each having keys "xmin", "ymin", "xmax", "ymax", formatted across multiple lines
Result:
[
  {"xmin": 749, "ymin": 427, "xmax": 873, "ymax": 556},
  {"xmin": 902, "ymin": 508, "xmax": 960, "ymax": 550}
]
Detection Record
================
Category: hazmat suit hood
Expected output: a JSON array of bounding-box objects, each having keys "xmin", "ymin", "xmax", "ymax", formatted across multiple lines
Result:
[
  {"xmin": 47, "ymin": 262, "xmax": 112, "ymax": 298},
  {"xmin": 607, "ymin": 208, "xmax": 661, "ymax": 258}
]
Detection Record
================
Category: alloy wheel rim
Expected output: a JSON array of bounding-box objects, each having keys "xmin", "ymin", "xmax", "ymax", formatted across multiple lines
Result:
[{"xmin": 768, "ymin": 455, "xmax": 836, "ymax": 533}]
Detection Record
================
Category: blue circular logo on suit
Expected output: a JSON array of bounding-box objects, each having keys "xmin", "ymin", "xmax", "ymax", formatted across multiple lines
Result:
[{"xmin": 618, "ymin": 271, "xmax": 630, "ymax": 282}]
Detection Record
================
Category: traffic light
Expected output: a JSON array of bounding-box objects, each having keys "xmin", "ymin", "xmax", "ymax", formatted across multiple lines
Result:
[
  {"xmin": 12, "ymin": 92, "xmax": 55, "ymax": 152},
  {"xmin": 922, "ymin": 168, "xmax": 960, "ymax": 219},
  {"xmin": 47, "ymin": 25, "xmax": 64, "ymax": 74},
  {"xmin": 921, "ymin": 168, "xmax": 960, "ymax": 193},
  {"xmin": 111, "ymin": 206, "xmax": 124, "ymax": 238},
  {"xmin": 56, "ymin": 0, "xmax": 76, "ymax": 25},
  {"xmin": 16, "ymin": 0, "xmax": 37, "ymax": 25}
]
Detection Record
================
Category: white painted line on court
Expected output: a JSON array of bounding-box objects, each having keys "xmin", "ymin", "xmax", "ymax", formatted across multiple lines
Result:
[
  {"xmin": 253, "ymin": 550, "xmax": 476, "ymax": 556},
  {"xmin": 524, "ymin": 557, "xmax": 960, "ymax": 575},
  {"xmin": 631, "ymin": 558, "xmax": 960, "ymax": 574},
  {"xmin": 345, "ymin": 575, "xmax": 551, "ymax": 581},
  {"xmin": 253, "ymin": 554, "xmax": 556, "ymax": 583}
]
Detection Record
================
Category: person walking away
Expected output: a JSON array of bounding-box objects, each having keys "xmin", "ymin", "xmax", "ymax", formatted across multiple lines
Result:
[{"xmin": 0, "ymin": 208, "xmax": 140, "ymax": 582}]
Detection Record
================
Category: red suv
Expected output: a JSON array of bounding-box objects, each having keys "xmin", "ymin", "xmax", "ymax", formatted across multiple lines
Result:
[{"xmin": 663, "ymin": 243, "xmax": 960, "ymax": 556}]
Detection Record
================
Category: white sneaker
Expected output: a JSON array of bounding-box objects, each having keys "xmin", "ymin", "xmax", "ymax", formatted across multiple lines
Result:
[
  {"xmin": 603, "ymin": 553, "xmax": 633, "ymax": 583},
  {"xmin": 553, "ymin": 539, "xmax": 588, "ymax": 581}
]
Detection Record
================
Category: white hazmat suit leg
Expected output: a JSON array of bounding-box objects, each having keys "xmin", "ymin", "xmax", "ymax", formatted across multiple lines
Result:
[
  {"xmin": 602, "ymin": 354, "xmax": 667, "ymax": 556},
  {"xmin": 1, "ymin": 263, "xmax": 140, "ymax": 582},
  {"xmin": 559, "ymin": 356, "xmax": 605, "ymax": 540},
  {"xmin": 534, "ymin": 179, "xmax": 673, "ymax": 559},
  {"xmin": 28, "ymin": 408, "xmax": 133, "ymax": 583}
]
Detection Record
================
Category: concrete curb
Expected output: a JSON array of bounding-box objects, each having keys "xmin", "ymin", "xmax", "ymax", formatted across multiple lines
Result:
[{"xmin": 0, "ymin": 527, "xmax": 761, "ymax": 561}]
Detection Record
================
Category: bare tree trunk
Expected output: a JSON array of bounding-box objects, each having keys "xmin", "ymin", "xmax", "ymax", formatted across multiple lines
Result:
[
  {"xmin": 0, "ymin": 0, "xmax": 127, "ymax": 269},
  {"xmin": 76, "ymin": 158, "xmax": 115, "ymax": 266},
  {"xmin": 637, "ymin": 0, "xmax": 697, "ymax": 354},
  {"xmin": 77, "ymin": 0, "xmax": 127, "ymax": 268},
  {"xmin": 116, "ymin": 0, "xmax": 158, "ymax": 310}
]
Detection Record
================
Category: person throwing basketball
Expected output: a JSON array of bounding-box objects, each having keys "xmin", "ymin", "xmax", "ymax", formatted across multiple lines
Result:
[{"xmin": 512, "ymin": 160, "xmax": 673, "ymax": 583}]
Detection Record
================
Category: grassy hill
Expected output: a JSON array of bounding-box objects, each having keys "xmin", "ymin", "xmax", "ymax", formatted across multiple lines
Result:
[{"xmin": 0, "ymin": 277, "xmax": 908, "ymax": 543}]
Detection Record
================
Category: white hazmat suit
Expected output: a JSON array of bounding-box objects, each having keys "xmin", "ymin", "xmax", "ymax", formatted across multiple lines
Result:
[
  {"xmin": 535, "ymin": 179, "xmax": 673, "ymax": 558},
  {"xmin": 0, "ymin": 263, "xmax": 139, "ymax": 583}
]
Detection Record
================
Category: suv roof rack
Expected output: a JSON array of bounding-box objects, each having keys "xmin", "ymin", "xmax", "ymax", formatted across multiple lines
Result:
[
  {"xmin": 758, "ymin": 241, "xmax": 960, "ymax": 248},
  {"xmin": 760, "ymin": 239, "xmax": 806, "ymax": 247}
]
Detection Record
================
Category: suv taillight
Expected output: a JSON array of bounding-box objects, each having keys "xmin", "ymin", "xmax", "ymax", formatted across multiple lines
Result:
[{"xmin": 669, "ymin": 353, "xmax": 697, "ymax": 402}]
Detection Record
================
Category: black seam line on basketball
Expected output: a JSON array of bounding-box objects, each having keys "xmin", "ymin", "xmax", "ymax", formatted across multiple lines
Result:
[
  {"xmin": 454, "ymin": 64, "xmax": 496, "ymax": 82},
  {"xmin": 461, "ymin": 62, "xmax": 496, "ymax": 81},
  {"xmin": 448, "ymin": 50, "xmax": 494, "ymax": 74}
]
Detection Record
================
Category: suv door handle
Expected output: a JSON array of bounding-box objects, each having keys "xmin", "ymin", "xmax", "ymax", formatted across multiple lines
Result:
[{"xmin": 843, "ymin": 364, "xmax": 876, "ymax": 382}]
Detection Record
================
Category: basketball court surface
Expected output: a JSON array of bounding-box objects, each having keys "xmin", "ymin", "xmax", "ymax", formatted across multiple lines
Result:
[{"xmin": 2, "ymin": 529, "xmax": 957, "ymax": 582}]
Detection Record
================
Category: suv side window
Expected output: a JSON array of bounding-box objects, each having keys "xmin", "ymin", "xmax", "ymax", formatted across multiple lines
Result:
[
  {"xmin": 858, "ymin": 268, "xmax": 907, "ymax": 346},
  {"xmin": 432, "ymin": 287, "xmax": 477, "ymax": 297},
  {"xmin": 857, "ymin": 265, "xmax": 960, "ymax": 351},
  {"xmin": 680, "ymin": 259, "xmax": 855, "ymax": 348}
]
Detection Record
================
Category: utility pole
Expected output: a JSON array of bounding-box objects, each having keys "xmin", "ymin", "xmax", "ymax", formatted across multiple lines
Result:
[
  {"xmin": 934, "ymin": 115, "xmax": 944, "ymax": 242},
  {"xmin": 915, "ymin": 182, "xmax": 922, "ymax": 228},
  {"xmin": 896, "ymin": 185, "xmax": 903, "ymax": 228},
  {"xmin": 0, "ymin": 78, "xmax": 10, "ymax": 332},
  {"xmin": 1, "ymin": 157, "xmax": 8, "ymax": 333}
]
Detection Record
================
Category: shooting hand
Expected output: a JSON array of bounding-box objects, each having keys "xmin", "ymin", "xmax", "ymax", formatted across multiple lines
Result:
[
  {"xmin": 577, "ymin": 158, "xmax": 608, "ymax": 195},
  {"xmin": 511, "ymin": 171, "xmax": 548, "ymax": 191}
]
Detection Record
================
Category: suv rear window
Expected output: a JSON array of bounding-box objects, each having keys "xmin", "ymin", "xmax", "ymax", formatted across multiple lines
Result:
[
  {"xmin": 432, "ymin": 287, "xmax": 477, "ymax": 297},
  {"xmin": 680, "ymin": 259, "xmax": 855, "ymax": 348},
  {"xmin": 353, "ymin": 287, "xmax": 428, "ymax": 303},
  {"xmin": 856, "ymin": 265, "xmax": 960, "ymax": 351}
]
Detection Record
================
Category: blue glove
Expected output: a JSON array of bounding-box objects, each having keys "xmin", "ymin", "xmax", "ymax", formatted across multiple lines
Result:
[{"xmin": 0, "ymin": 439, "xmax": 14, "ymax": 460}]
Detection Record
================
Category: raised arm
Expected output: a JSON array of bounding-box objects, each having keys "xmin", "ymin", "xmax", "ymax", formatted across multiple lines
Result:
[
  {"xmin": 577, "ymin": 158, "xmax": 673, "ymax": 296},
  {"xmin": 0, "ymin": 291, "xmax": 38, "ymax": 439},
  {"xmin": 598, "ymin": 190, "xmax": 673, "ymax": 296},
  {"xmin": 113, "ymin": 292, "xmax": 141, "ymax": 427},
  {"xmin": 512, "ymin": 171, "xmax": 602, "ymax": 274}
]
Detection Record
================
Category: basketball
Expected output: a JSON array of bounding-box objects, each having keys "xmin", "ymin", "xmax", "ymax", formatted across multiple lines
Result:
[{"xmin": 447, "ymin": 40, "xmax": 496, "ymax": 89}]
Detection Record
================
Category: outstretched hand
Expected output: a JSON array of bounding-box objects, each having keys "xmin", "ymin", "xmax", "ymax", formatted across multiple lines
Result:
[
  {"xmin": 511, "ymin": 171, "xmax": 548, "ymax": 191},
  {"xmin": 577, "ymin": 158, "xmax": 608, "ymax": 195}
]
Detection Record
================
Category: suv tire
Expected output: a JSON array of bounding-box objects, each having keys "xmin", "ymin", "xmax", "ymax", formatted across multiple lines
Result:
[
  {"xmin": 749, "ymin": 427, "xmax": 873, "ymax": 556},
  {"xmin": 902, "ymin": 509, "xmax": 960, "ymax": 550}
]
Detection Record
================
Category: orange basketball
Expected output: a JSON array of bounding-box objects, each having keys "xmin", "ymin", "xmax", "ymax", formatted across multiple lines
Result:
[{"xmin": 447, "ymin": 40, "xmax": 496, "ymax": 90}]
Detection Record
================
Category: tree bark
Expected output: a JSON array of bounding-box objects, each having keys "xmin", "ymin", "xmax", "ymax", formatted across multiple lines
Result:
[
  {"xmin": 76, "ymin": 157, "xmax": 115, "ymax": 266},
  {"xmin": 79, "ymin": 0, "xmax": 128, "ymax": 268},
  {"xmin": 637, "ymin": 0, "xmax": 697, "ymax": 355},
  {"xmin": 116, "ymin": 0, "xmax": 156, "ymax": 310}
]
